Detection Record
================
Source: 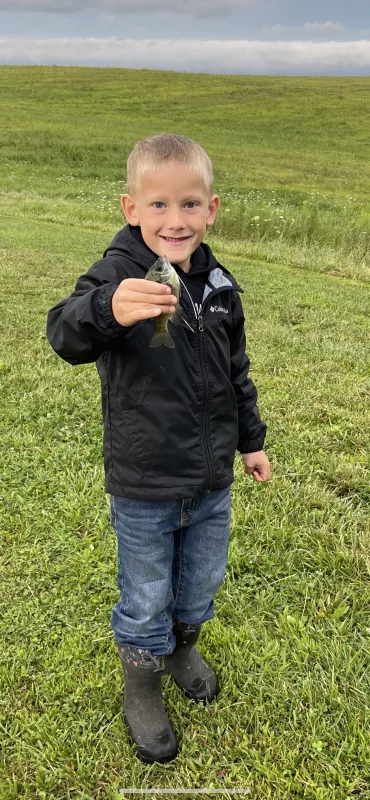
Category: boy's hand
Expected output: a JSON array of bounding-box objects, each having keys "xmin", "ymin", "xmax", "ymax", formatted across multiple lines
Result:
[
  {"xmin": 111, "ymin": 278, "xmax": 178, "ymax": 327},
  {"xmin": 241, "ymin": 451, "xmax": 271, "ymax": 482}
]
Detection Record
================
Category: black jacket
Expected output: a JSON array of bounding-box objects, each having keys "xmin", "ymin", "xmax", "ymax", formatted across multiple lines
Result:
[{"xmin": 46, "ymin": 225, "xmax": 267, "ymax": 500}]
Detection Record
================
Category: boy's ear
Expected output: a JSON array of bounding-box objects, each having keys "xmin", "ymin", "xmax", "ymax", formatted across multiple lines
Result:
[
  {"xmin": 206, "ymin": 194, "xmax": 219, "ymax": 226},
  {"xmin": 120, "ymin": 194, "xmax": 140, "ymax": 225}
]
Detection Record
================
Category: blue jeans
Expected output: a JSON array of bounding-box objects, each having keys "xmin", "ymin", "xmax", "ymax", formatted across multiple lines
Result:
[{"xmin": 110, "ymin": 487, "xmax": 231, "ymax": 656}]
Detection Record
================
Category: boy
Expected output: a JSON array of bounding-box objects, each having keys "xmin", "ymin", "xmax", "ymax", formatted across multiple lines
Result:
[{"xmin": 47, "ymin": 133, "xmax": 270, "ymax": 765}]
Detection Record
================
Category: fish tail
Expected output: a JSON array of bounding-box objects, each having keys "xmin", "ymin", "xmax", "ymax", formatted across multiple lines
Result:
[{"xmin": 149, "ymin": 331, "xmax": 175, "ymax": 349}]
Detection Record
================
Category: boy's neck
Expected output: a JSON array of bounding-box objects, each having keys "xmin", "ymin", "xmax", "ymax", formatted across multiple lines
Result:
[
  {"xmin": 175, "ymin": 254, "xmax": 193, "ymax": 273},
  {"xmin": 178, "ymin": 261, "xmax": 191, "ymax": 273}
]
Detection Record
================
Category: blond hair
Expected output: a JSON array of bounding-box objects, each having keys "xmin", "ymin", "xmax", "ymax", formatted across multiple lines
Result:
[{"xmin": 126, "ymin": 133, "xmax": 214, "ymax": 197}]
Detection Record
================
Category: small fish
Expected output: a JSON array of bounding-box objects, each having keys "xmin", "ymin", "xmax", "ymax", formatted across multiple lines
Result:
[{"xmin": 145, "ymin": 255, "xmax": 181, "ymax": 349}]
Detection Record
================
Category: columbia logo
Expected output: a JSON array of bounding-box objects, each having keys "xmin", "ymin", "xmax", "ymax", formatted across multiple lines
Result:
[{"xmin": 210, "ymin": 305, "xmax": 228, "ymax": 314}]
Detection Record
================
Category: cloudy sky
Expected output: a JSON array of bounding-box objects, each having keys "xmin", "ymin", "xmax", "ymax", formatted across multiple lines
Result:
[{"xmin": 1, "ymin": 0, "xmax": 370, "ymax": 74}]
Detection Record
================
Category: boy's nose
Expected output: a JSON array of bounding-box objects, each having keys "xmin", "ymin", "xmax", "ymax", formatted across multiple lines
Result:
[{"xmin": 167, "ymin": 211, "xmax": 186, "ymax": 229}]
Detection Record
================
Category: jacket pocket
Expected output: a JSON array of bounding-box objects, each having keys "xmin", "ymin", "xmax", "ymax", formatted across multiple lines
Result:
[{"xmin": 122, "ymin": 408, "xmax": 153, "ymax": 475}]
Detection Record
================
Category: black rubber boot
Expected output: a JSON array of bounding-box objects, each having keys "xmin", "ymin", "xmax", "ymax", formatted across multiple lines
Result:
[
  {"xmin": 163, "ymin": 621, "xmax": 219, "ymax": 703},
  {"xmin": 117, "ymin": 645, "xmax": 178, "ymax": 764}
]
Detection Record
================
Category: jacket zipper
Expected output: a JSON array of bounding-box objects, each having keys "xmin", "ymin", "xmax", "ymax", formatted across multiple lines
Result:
[
  {"xmin": 198, "ymin": 286, "xmax": 236, "ymax": 488},
  {"xmin": 197, "ymin": 309, "xmax": 214, "ymax": 487},
  {"xmin": 178, "ymin": 277, "xmax": 235, "ymax": 490}
]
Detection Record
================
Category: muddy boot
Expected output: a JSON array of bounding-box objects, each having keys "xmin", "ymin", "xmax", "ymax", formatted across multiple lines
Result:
[
  {"xmin": 163, "ymin": 621, "xmax": 219, "ymax": 703},
  {"xmin": 118, "ymin": 645, "xmax": 178, "ymax": 764}
]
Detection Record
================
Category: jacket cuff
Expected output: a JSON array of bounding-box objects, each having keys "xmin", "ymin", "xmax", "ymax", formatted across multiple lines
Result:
[
  {"xmin": 98, "ymin": 283, "xmax": 128, "ymax": 335},
  {"xmin": 237, "ymin": 435, "xmax": 266, "ymax": 454}
]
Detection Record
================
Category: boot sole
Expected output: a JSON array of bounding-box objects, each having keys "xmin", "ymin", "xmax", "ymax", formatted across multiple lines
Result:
[
  {"xmin": 135, "ymin": 746, "xmax": 179, "ymax": 764},
  {"xmin": 124, "ymin": 715, "xmax": 179, "ymax": 764},
  {"xmin": 172, "ymin": 675, "xmax": 220, "ymax": 703}
]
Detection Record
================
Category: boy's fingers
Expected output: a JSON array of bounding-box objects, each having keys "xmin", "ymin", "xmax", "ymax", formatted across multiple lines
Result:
[
  {"xmin": 253, "ymin": 466, "xmax": 270, "ymax": 482},
  {"xmin": 124, "ymin": 279, "xmax": 172, "ymax": 294},
  {"xmin": 126, "ymin": 290, "xmax": 177, "ymax": 305},
  {"xmin": 243, "ymin": 463, "xmax": 253, "ymax": 474},
  {"xmin": 253, "ymin": 470, "xmax": 264, "ymax": 481},
  {"xmin": 132, "ymin": 307, "xmax": 161, "ymax": 321},
  {"xmin": 130, "ymin": 305, "xmax": 175, "ymax": 322}
]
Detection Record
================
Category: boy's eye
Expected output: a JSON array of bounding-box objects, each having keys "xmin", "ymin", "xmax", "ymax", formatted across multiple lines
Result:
[{"xmin": 151, "ymin": 201, "xmax": 199, "ymax": 209}]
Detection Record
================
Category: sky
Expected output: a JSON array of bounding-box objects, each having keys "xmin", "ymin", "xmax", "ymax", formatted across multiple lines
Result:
[{"xmin": 0, "ymin": 0, "xmax": 370, "ymax": 75}]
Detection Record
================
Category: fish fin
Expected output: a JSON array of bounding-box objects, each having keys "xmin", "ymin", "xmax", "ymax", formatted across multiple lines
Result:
[
  {"xmin": 149, "ymin": 331, "xmax": 175, "ymax": 349},
  {"xmin": 169, "ymin": 309, "xmax": 181, "ymax": 327}
]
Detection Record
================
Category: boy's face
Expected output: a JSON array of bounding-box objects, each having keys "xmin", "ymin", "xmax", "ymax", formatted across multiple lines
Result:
[{"xmin": 120, "ymin": 163, "xmax": 219, "ymax": 271}]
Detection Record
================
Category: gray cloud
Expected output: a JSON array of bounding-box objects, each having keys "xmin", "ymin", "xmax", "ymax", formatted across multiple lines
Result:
[
  {"xmin": 0, "ymin": 0, "xmax": 243, "ymax": 16},
  {"xmin": 304, "ymin": 21, "xmax": 345, "ymax": 32},
  {"xmin": 263, "ymin": 21, "xmax": 346, "ymax": 37},
  {"xmin": 1, "ymin": 37, "xmax": 370, "ymax": 74}
]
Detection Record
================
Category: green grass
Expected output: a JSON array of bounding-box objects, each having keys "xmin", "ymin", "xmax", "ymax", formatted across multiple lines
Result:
[{"xmin": 1, "ymin": 66, "xmax": 370, "ymax": 799}]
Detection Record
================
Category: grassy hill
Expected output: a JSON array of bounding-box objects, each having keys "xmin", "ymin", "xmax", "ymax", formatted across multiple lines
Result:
[{"xmin": 1, "ymin": 67, "xmax": 370, "ymax": 799}]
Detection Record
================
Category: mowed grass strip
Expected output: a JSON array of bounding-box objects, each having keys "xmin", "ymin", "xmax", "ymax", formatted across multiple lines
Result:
[{"xmin": 1, "ymin": 67, "xmax": 370, "ymax": 799}]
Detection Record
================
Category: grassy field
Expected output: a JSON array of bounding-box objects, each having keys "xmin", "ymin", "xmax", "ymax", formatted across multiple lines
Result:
[{"xmin": 1, "ymin": 66, "xmax": 370, "ymax": 799}]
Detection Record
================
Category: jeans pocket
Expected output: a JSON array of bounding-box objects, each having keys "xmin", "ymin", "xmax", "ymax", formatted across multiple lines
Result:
[{"xmin": 110, "ymin": 495, "xmax": 117, "ymax": 529}]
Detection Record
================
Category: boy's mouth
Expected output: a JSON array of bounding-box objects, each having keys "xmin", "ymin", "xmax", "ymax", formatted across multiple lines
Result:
[{"xmin": 160, "ymin": 235, "xmax": 192, "ymax": 244}]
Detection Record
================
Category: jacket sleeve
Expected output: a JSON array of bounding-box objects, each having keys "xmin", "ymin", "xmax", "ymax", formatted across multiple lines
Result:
[
  {"xmin": 229, "ymin": 292, "xmax": 267, "ymax": 454},
  {"xmin": 46, "ymin": 257, "xmax": 129, "ymax": 365}
]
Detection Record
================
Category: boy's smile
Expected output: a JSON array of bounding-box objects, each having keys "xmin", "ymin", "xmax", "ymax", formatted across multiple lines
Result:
[{"xmin": 120, "ymin": 163, "xmax": 219, "ymax": 272}]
